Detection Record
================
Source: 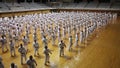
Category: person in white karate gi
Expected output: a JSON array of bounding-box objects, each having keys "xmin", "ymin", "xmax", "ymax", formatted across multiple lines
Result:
[
  {"xmin": 9, "ymin": 40, "xmax": 16, "ymax": 57},
  {"xmin": 18, "ymin": 44, "xmax": 27, "ymax": 65},
  {"xmin": 33, "ymin": 40, "xmax": 40, "ymax": 56}
]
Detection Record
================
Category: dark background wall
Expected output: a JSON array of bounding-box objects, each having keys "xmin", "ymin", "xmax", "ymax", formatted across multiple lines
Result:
[
  {"xmin": 99, "ymin": 0, "xmax": 110, "ymax": 3},
  {"xmin": 0, "ymin": 0, "xmax": 2, "ymax": 2},
  {"xmin": 34, "ymin": 0, "xmax": 40, "ymax": 2},
  {"xmin": 0, "ymin": 0, "xmax": 119, "ymax": 3},
  {"xmin": 116, "ymin": 0, "xmax": 120, "ymax": 2},
  {"xmin": 50, "ymin": 0, "xmax": 56, "ymax": 2},
  {"xmin": 74, "ymin": 0, "xmax": 82, "ymax": 3}
]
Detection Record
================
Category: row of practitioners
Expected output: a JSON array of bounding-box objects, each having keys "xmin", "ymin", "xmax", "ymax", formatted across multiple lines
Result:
[
  {"xmin": 0, "ymin": 40, "xmax": 67, "ymax": 68},
  {"xmin": 0, "ymin": 12, "xmax": 116, "ymax": 44},
  {"xmin": 0, "ymin": 11, "xmax": 117, "ymax": 68},
  {"xmin": 0, "ymin": 55, "xmax": 37, "ymax": 68}
]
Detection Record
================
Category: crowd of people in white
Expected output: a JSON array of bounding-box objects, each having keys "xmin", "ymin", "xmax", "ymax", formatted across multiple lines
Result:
[{"xmin": 0, "ymin": 11, "xmax": 117, "ymax": 68}]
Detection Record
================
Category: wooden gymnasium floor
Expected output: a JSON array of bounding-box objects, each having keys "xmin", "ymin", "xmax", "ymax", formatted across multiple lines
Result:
[{"xmin": 0, "ymin": 16, "xmax": 120, "ymax": 68}]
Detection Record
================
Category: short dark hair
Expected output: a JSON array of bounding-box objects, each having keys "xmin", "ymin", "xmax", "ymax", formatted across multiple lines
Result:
[
  {"xmin": 45, "ymin": 46, "xmax": 48, "ymax": 49},
  {"xmin": 20, "ymin": 44, "xmax": 23, "ymax": 47},
  {"xmin": 29, "ymin": 55, "xmax": 33, "ymax": 60},
  {"xmin": 11, "ymin": 62, "xmax": 15, "ymax": 68}
]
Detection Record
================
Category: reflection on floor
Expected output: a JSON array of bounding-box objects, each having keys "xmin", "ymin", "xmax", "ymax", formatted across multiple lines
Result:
[{"xmin": 0, "ymin": 17, "xmax": 120, "ymax": 68}]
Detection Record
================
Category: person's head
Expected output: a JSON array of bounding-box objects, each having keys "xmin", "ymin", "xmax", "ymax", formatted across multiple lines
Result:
[
  {"xmin": 70, "ymin": 36, "xmax": 72, "ymax": 38},
  {"xmin": 43, "ymin": 35, "xmax": 46, "ymax": 38},
  {"xmin": 1, "ymin": 35, "xmax": 4, "ymax": 38},
  {"xmin": 61, "ymin": 40, "xmax": 63, "ymax": 43},
  {"xmin": 23, "ymin": 36, "xmax": 25, "ymax": 38},
  {"xmin": 29, "ymin": 55, "xmax": 33, "ymax": 60},
  {"xmin": 20, "ymin": 44, "xmax": 23, "ymax": 47},
  {"xmin": 10, "ymin": 40, "xmax": 12, "ymax": 43},
  {"xmin": 11, "ymin": 62, "xmax": 15, "ymax": 68},
  {"xmin": 34, "ymin": 40, "xmax": 36, "ymax": 43},
  {"xmin": 45, "ymin": 46, "xmax": 48, "ymax": 49}
]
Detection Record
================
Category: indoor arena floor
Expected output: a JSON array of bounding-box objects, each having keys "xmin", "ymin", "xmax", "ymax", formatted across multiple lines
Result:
[{"xmin": 0, "ymin": 16, "xmax": 120, "ymax": 68}]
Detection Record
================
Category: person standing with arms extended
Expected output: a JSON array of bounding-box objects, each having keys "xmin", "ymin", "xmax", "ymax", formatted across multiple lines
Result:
[
  {"xmin": 43, "ymin": 46, "xmax": 52, "ymax": 65},
  {"xmin": 59, "ymin": 40, "xmax": 66, "ymax": 57},
  {"xmin": 26, "ymin": 55, "xmax": 37, "ymax": 68}
]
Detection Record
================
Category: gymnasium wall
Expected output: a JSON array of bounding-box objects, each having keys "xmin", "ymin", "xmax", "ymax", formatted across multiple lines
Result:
[
  {"xmin": 62, "ymin": 0, "xmax": 74, "ymax": 3},
  {"xmin": 0, "ymin": 9, "xmax": 50, "ymax": 17},
  {"xmin": 57, "ymin": 9, "xmax": 120, "ymax": 16},
  {"xmin": 116, "ymin": 0, "xmax": 120, "ymax": 2},
  {"xmin": 0, "ymin": 9, "xmax": 119, "ymax": 18}
]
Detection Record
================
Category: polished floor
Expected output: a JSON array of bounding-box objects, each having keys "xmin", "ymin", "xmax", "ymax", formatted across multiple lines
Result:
[{"xmin": 0, "ymin": 16, "xmax": 120, "ymax": 68}]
